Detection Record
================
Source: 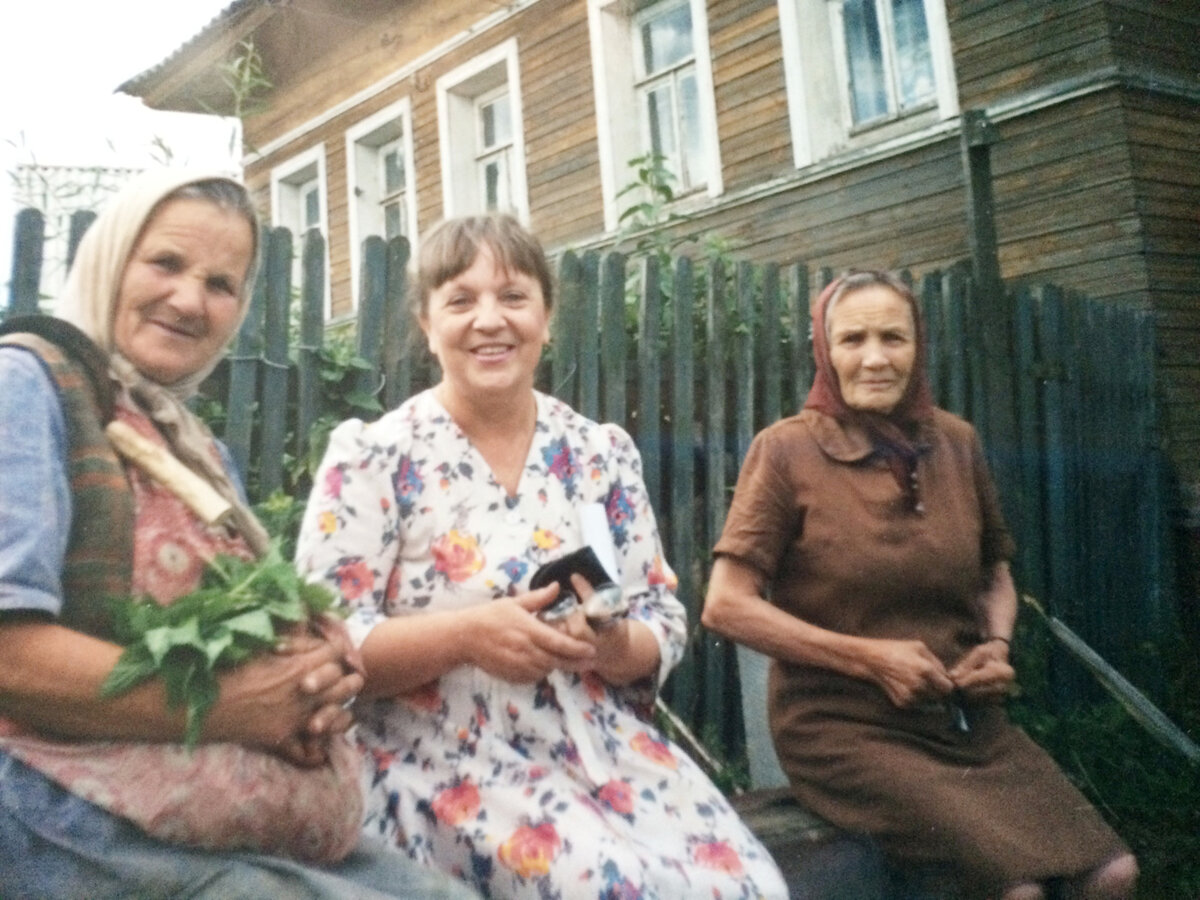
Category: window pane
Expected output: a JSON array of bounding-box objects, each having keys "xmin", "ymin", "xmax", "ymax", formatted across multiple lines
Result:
[
  {"xmin": 484, "ymin": 161, "xmax": 500, "ymax": 209},
  {"xmin": 481, "ymin": 102, "xmax": 496, "ymax": 149},
  {"xmin": 480, "ymin": 92, "xmax": 511, "ymax": 150},
  {"xmin": 384, "ymin": 201, "xmax": 403, "ymax": 240},
  {"xmin": 641, "ymin": 2, "xmax": 693, "ymax": 75},
  {"xmin": 843, "ymin": 0, "xmax": 888, "ymax": 124},
  {"xmin": 303, "ymin": 184, "xmax": 320, "ymax": 229},
  {"xmin": 383, "ymin": 147, "xmax": 405, "ymax": 194},
  {"xmin": 677, "ymin": 71, "xmax": 706, "ymax": 189},
  {"xmin": 482, "ymin": 153, "xmax": 510, "ymax": 212},
  {"xmin": 891, "ymin": 0, "xmax": 935, "ymax": 109},
  {"xmin": 645, "ymin": 83, "xmax": 677, "ymax": 170}
]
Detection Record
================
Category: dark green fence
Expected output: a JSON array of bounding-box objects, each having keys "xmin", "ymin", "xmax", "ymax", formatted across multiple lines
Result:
[{"xmin": 6, "ymin": 212, "xmax": 1175, "ymax": 750}]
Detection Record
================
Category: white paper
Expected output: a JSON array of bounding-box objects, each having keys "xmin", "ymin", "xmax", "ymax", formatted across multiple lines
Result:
[{"xmin": 580, "ymin": 503, "xmax": 619, "ymax": 584}]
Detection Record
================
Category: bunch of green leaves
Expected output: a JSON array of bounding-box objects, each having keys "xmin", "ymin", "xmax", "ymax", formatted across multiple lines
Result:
[{"xmin": 99, "ymin": 542, "xmax": 337, "ymax": 748}]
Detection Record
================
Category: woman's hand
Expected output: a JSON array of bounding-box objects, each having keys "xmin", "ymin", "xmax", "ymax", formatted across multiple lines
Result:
[
  {"xmin": 864, "ymin": 638, "xmax": 955, "ymax": 708},
  {"xmin": 462, "ymin": 584, "xmax": 597, "ymax": 683},
  {"xmin": 203, "ymin": 634, "xmax": 363, "ymax": 767},
  {"xmin": 948, "ymin": 639, "xmax": 1015, "ymax": 701},
  {"xmin": 549, "ymin": 574, "xmax": 662, "ymax": 685}
]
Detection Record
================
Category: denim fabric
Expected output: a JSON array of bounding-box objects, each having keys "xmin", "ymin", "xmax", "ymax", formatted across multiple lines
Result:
[
  {"xmin": 0, "ymin": 750, "xmax": 480, "ymax": 900},
  {"xmin": 0, "ymin": 348, "xmax": 71, "ymax": 617}
]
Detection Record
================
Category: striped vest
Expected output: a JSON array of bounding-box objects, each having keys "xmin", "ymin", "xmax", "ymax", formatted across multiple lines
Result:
[{"xmin": 0, "ymin": 317, "xmax": 133, "ymax": 639}]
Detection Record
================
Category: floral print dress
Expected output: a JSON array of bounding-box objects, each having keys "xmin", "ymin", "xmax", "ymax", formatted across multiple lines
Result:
[{"xmin": 296, "ymin": 390, "xmax": 786, "ymax": 900}]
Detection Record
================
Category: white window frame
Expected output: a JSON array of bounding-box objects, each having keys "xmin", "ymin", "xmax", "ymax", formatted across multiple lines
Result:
[
  {"xmin": 436, "ymin": 39, "xmax": 530, "ymax": 222},
  {"xmin": 474, "ymin": 84, "xmax": 515, "ymax": 213},
  {"xmin": 632, "ymin": 0, "xmax": 707, "ymax": 195},
  {"xmin": 345, "ymin": 98, "xmax": 418, "ymax": 310},
  {"xmin": 777, "ymin": 0, "xmax": 957, "ymax": 168},
  {"xmin": 270, "ymin": 144, "xmax": 331, "ymax": 316},
  {"xmin": 588, "ymin": 0, "xmax": 723, "ymax": 233}
]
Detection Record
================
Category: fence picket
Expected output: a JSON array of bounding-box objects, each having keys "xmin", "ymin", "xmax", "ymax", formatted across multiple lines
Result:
[
  {"xmin": 225, "ymin": 230, "xmax": 267, "ymax": 481},
  {"xmin": 668, "ymin": 256, "xmax": 698, "ymax": 715},
  {"xmin": 67, "ymin": 210, "xmax": 96, "ymax": 271},
  {"xmin": 382, "ymin": 236, "xmax": 412, "ymax": 411},
  {"xmin": 553, "ymin": 250, "xmax": 582, "ymax": 404},
  {"xmin": 258, "ymin": 226, "xmax": 292, "ymax": 496},
  {"xmin": 356, "ymin": 236, "xmax": 388, "ymax": 405},
  {"xmin": 760, "ymin": 263, "xmax": 781, "ymax": 424},
  {"xmin": 600, "ymin": 252, "xmax": 626, "ymax": 425},
  {"xmin": 638, "ymin": 255, "xmax": 663, "ymax": 512},
  {"xmin": 697, "ymin": 258, "xmax": 729, "ymax": 731},
  {"xmin": 10, "ymin": 208, "xmax": 44, "ymax": 315},
  {"xmin": 296, "ymin": 228, "xmax": 326, "ymax": 464}
]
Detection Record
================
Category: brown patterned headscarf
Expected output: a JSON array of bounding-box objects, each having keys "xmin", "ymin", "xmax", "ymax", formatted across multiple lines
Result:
[{"xmin": 804, "ymin": 271, "xmax": 935, "ymax": 510}]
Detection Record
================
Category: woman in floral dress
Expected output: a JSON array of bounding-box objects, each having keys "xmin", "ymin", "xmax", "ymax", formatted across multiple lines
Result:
[{"xmin": 296, "ymin": 215, "xmax": 786, "ymax": 899}]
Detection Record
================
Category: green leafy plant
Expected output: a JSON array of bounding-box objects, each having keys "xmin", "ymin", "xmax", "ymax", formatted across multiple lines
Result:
[{"xmin": 99, "ymin": 542, "xmax": 337, "ymax": 748}]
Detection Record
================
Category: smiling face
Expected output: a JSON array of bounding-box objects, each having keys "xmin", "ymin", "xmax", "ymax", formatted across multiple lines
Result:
[
  {"xmin": 420, "ymin": 242, "xmax": 550, "ymax": 411},
  {"xmin": 112, "ymin": 198, "xmax": 253, "ymax": 385},
  {"xmin": 826, "ymin": 284, "xmax": 917, "ymax": 415}
]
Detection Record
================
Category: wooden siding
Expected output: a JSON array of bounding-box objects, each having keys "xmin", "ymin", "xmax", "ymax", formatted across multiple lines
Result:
[
  {"xmin": 1106, "ymin": 0, "xmax": 1200, "ymax": 82},
  {"xmin": 241, "ymin": 1, "xmax": 483, "ymax": 147},
  {"xmin": 708, "ymin": 0, "xmax": 793, "ymax": 192},
  {"xmin": 950, "ymin": 1, "xmax": 1116, "ymax": 108},
  {"xmin": 516, "ymin": 0, "xmax": 605, "ymax": 246}
]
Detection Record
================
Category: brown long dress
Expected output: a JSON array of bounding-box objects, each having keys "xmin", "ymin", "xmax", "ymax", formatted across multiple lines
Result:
[{"xmin": 714, "ymin": 407, "xmax": 1128, "ymax": 895}]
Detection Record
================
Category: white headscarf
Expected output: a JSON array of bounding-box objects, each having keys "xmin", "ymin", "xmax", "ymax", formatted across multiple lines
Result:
[
  {"xmin": 58, "ymin": 167, "xmax": 270, "ymax": 556},
  {"xmin": 58, "ymin": 167, "xmax": 259, "ymax": 396}
]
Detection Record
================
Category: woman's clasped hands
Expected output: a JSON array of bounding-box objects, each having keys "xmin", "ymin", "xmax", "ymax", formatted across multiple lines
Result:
[
  {"xmin": 866, "ymin": 636, "xmax": 1014, "ymax": 709},
  {"xmin": 202, "ymin": 627, "xmax": 364, "ymax": 767}
]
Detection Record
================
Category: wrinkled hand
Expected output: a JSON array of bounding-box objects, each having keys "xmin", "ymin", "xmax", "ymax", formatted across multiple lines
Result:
[
  {"xmin": 464, "ymin": 585, "xmax": 597, "ymax": 683},
  {"xmin": 866, "ymin": 638, "xmax": 955, "ymax": 708},
  {"xmin": 204, "ymin": 631, "xmax": 363, "ymax": 767},
  {"xmin": 948, "ymin": 640, "xmax": 1015, "ymax": 701}
]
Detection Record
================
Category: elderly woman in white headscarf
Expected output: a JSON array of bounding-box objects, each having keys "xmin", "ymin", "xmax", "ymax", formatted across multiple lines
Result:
[{"xmin": 0, "ymin": 169, "xmax": 477, "ymax": 900}]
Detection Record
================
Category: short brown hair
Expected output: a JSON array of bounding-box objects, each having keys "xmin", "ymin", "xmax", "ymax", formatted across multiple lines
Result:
[{"xmin": 414, "ymin": 215, "xmax": 554, "ymax": 318}]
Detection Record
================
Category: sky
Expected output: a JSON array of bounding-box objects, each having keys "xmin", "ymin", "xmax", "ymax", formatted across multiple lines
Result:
[{"xmin": 2, "ymin": 0, "xmax": 240, "ymax": 285}]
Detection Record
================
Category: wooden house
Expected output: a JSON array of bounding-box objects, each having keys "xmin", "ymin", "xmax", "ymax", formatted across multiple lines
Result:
[{"xmin": 121, "ymin": 0, "xmax": 1200, "ymax": 536}]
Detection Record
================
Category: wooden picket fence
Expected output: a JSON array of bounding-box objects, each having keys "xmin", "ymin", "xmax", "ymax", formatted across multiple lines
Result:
[{"xmin": 5, "ymin": 212, "xmax": 1175, "ymax": 751}]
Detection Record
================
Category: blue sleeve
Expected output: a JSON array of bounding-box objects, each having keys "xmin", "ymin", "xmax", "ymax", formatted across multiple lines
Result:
[
  {"xmin": 214, "ymin": 439, "xmax": 249, "ymax": 504},
  {"xmin": 0, "ymin": 347, "xmax": 71, "ymax": 616}
]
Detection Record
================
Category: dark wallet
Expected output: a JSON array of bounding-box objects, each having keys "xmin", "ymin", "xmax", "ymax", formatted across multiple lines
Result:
[{"xmin": 530, "ymin": 546, "xmax": 627, "ymax": 626}]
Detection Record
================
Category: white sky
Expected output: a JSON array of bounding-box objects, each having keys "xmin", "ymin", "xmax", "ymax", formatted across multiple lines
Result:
[{"xmin": 2, "ymin": 1, "xmax": 240, "ymax": 286}]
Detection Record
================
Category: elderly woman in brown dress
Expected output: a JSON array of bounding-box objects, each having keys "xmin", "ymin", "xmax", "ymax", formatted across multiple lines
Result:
[{"xmin": 702, "ymin": 270, "xmax": 1138, "ymax": 899}]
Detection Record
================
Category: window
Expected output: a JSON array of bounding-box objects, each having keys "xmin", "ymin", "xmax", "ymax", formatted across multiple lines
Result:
[
  {"xmin": 346, "ymin": 100, "xmax": 417, "ymax": 309},
  {"xmin": 633, "ymin": 1, "xmax": 708, "ymax": 193},
  {"xmin": 840, "ymin": 0, "xmax": 936, "ymax": 126},
  {"xmin": 270, "ymin": 145, "xmax": 330, "ymax": 314},
  {"xmin": 777, "ymin": 0, "xmax": 957, "ymax": 168},
  {"xmin": 380, "ymin": 139, "xmax": 408, "ymax": 239},
  {"xmin": 475, "ymin": 86, "xmax": 513, "ymax": 211},
  {"xmin": 588, "ymin": 0, "xmax": 722, "ymax": 232},
  {"xmin": 437, "ymin": 40, "xmax": 529, "ymax": 221}
]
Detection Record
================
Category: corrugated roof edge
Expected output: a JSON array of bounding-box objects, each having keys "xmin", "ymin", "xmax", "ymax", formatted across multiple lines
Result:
[{"xmin": 116, "ymin": 0, "xmax": 258, "ymax": 95}]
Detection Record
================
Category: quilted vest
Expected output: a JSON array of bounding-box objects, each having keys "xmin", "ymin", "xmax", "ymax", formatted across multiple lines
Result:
[{"xmin": 0, "ymin": 316, "xmax": 133, "ymax": 639}]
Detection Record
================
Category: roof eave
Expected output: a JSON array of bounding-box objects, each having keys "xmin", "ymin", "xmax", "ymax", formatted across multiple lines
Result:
[{"xmin": 117, "ymin": 0, "xmax": 277, "ymax": 114}]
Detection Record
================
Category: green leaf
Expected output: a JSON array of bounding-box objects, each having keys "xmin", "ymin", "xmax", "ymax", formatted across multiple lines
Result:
[
  {"xmin": 342, "ymin": 389, "xmax": 384, "ymax": 412},
  {"xmin": 222, "ymin": 608, "xmax": 276, "ymax": 642},
  {"xmin": 98, "ymin": 644, "xmax": 157, "ymax": 697},
  {"xmin": 100, "ymin": 541, "xmax": 336, "ymax": 746}
]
